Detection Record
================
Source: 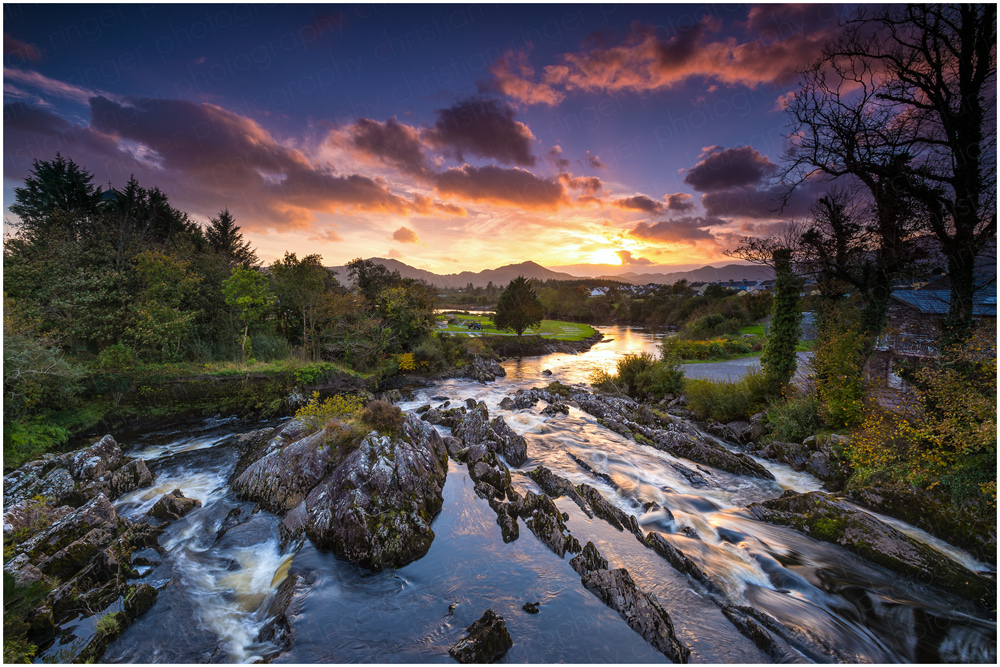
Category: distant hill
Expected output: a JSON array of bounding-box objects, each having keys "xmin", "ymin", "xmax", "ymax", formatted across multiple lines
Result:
[
  {"xmin": 328, "ymin": 258, "xmax": 578, "ymax": 289},
  {"xmin": 596, "ymin": 264, "xmax": 775, "ymax": 285}
]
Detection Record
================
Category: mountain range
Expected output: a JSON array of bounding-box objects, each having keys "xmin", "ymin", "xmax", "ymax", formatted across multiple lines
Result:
[{"xmin": 328, "ymin": 258, "xmax": 773, "ymax": 289}]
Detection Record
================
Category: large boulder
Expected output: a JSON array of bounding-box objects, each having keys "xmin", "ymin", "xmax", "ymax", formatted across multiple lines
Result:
[
  {"xmin": 290, "ymin": 414, "xmax": 448, "ymax": 570},
  {"xmin": 453, "ymin": 404, "xmax": 528, "ymax": 467},
  {"xmin": 746, "ymin": 491, "xmax": 993, "ymax": 604},
  {"xmin": 448, "ymin": 609, "xmax": 513, "ymax": 663},
  {"xmin": 149, "ymin": 489, "xmax": 202, "ymax": 521},
  {"xmin": 231, "ymin": 428, "xmax": 348, "ymax": 513},
  {"xmin": 570, "ymin": 542, "xmax": 689, "ymax": 663},
  {"xmin": 466, "ymin": 356, "xmax": 507, "ymax": 384},
  {"xmin": 3, "ymin": 435, "xmax": 152, "ymax": 508}
]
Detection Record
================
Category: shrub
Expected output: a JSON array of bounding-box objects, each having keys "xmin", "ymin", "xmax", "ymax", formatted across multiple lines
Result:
[
  {"xmin": 684, "ymin": 366, "xmax": 775, "ymax": 422},
  {"xmin": 813, "ymin": 323, "xmax": 866, "ymax": 428},
  {"xmin": 294, "ymin": 392, "xmax": 364, "ymax": 433},
  {"xmin": 361, "ymin": 400, "xmax": 406, "ymax": 436},
  {"xmin": 546, "ymin": 381, "xmax": 571, "ymax": 398},
  {"xmin": 593, "ymin": 353, "xmax": 684, "ymax": 400},
  {"xmin": 95, "ymin": 343, "xmax": 137, "ymax": 371},
  {"xmin": 321, "ymin": 419, "xmax": 369, "ymax": 456},
  {"xmin": 95, "ymin": 612, "xmax": 120, "ymax": 636},
  {"xmin": 251, "ymin": 332, "xmax": 292, "ymax": 362},
  {"xmin": 768, "ymin": 393, "xmax": 822, "ymax": 442},
  {"xmin": 684, "ymin": 313, "xmax": 743, "ymax": 339}
]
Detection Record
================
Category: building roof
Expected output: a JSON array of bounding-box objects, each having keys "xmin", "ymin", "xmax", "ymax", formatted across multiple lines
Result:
[{"xmin": 891, "ymin": 286, "xmax": 997, "ymax": 317}]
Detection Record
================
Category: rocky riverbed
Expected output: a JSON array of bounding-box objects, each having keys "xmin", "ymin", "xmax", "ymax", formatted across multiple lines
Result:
[{"xmin": 3, "ymin": 325, "xmax": 995, "ymax": 663}]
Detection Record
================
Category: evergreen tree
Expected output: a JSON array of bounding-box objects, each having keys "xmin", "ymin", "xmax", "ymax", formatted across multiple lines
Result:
[
  {"xmin": 761, "ymin": 249, "xmax": 803, "ymax": 391},
  {"xmin": 206, "ymin": 208, "xmax": 257, "ymax": 267},
  {"xmin": 8, "ymin": 153, "xmax": 101, "ymax": 239},
  {"xmin": 494, "ymin": 276, "xmax": 544, "ymax": 338}
]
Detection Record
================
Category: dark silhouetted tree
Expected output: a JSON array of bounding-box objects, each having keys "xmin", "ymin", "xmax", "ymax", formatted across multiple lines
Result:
[{"xmin": 494, "ymin": 276, "xmax": 544, "ymax": 338}]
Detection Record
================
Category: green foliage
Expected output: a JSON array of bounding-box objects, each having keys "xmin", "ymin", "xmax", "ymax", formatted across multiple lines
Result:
[
  {"xmin": 494, "ymin": 276, "xmax": 544, "ymax": 337},
  {"xmin": 684, "ymin": 366, "xmax": 775, "ymax": 422},
  {"xmin": 294, "ymin": 391, "xmax": 365, "ymax": 433},
  {"xmin": 768, "ymin": 393, "xmax": 823, "ymax": 442},
  {"xmin": 361, "ymin": 400, "xmax": 406, "ymax": 436},
  {"xmin": 95, "ymin": 343, "xmax": 137, "ymax": 371},
  {"xmin": 222, "ymin": 265, "xmax": 276, "ymax": 361},
  {"xmin": 546, "ymin": 381, "xmax": 572, "ymax": 398},
  {"xmin": 95, "ymin": 612, "xmax": 121, "ymax": 636},
  {"xmin": 8, "ymin": 153, "xmax": 101, "ymax": 238},
  {"xmin": 847, "ymin": 322, "xmax": 997, "ymax": 517},
  {"xmin": 270, "ymin": 252, "xmax": 334, "ymax": 359},
  {"xmin": 205, "ymin": 208, "xmax": 257, "ymax": 267},
  {"xmin": 684, "ymin": 313, "xmax": 743, "ymax": 339},
  {"xmin": 592, "ymin": 352, "xmax": 684, "ymax": 400},
  {"xmin": 127, "ymin": 250, "xmax": 203, "ymax": 361},
  {"xmin": 3, "ymin": 572, "xmax": 52, "ymax": 663},
  {"xmin": 813, "ymin": 318, "xmax": 867, "ymax": 428},
  {"xmin": 761, "ymin": 249, "xmax": 803, "ymax": 391},
  {"xmin": 662, "ymin": 336, "xmax": 756, "ymax": 361}
]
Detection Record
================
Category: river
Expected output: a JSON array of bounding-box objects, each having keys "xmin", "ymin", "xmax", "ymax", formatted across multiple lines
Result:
[{"xmin": 84, "ymin": 325, "xmax": 994, "ymax": 664}]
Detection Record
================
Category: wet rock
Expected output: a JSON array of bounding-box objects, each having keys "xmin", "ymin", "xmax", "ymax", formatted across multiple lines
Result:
[
  {"xmin": 760, "ymin": 441, "xmax": 811, "ymax": 470},
  {"xmin": 443, "ymin": 436, "xmax": 464, "ymax": 459},
  {"xmin": 494, "ymin": 503, "xmax": 520, "ymax": 543},
  {"xmin": 257, "ymin": 572, "xmax": 300, "ymax": 656},
  {"xmin": 296, "ymin": 414, "xmax": 449, "ymax": 570},
  {"xmin": 499, "ymin": 397, "xmax": 515, "ymax": 410},
  {"xmin": 526, "ymin": 466, "xmax": 592, "ymax": 517},
  {"xmin": 522, "ymin": 601, "xmax": 540, "ymax": 613},
  {"xmin": 720, "ymin": 604, "xmax": 784, "ymax": 660},
  {"xmin": 149, "ymin": 489, "xmax": 202, "ymax": 521},
  {"xmin": 448, "ymin": 609, "xmax": 513, "ymax": 663},
  {"xmin": 466, "ymin": 356, "xmax": 507, "ymax": 384},
  {"xmin": 748, "ymin": 412, "xmax": 768, "ymax": 442},
  {"xmin": 3, "ymin": 500, "xmax": 73, "ymax": 541},
  {"xmin": 3, "ymin": 435, "xmax": 152, "ymax": 507},
  {"xmin": 512, "ymin": 391, "xmax": 537, "ymax": 409},
  {"xmin": 726, "ymin": 420, "xmax": 752, "ymax": 444},
  {"xmin": 541, "ymin": 402, "xmax": 569, "ymax": 416},
  {"xmin": 230, "ymin": 419, "xmax": 309, "ymax": 482},
  {"xmin": 578, "ymin": 393, "xmax": 774, "ymax": 480},
  {"xmin": 747, "ymin": 491, "xmax": 994, "ymax": 604},
  {"xmin": 845, "ymin": 486, "xmax": 997, "ymax": 566},
  {"xmin": 231, "ymin": 428, "xmax": 346, "ymax": 513},
  {"xmin": 123, "ymin": 583, "xmax": 159, "ymax": 619},
  {"xmin": 576, "ymin": 483, "xmax": 642, "ymax": 538},
  {"xmin": 107, "ymin": 459, "xmax": 154, "ymax": 499},
  {"xmin": 466, "ymin": 445, "xmax": 512, "ymax": 496},
  {"xmin": 568, "ymin": 453, "xmax": 619, "ymax": 491},
  {"xmin": 12, "ymin": 495, "xmax": 120, "ymax": 565},
  {"xmin": 645, "ymin": 532, "xmax": 720, "ymax": 594},
  {"xmin": 569, "ymin": 541, "xmax": 689, "ymax": 663},
  {"xmin": 416, "ymin": 404, "xmax": 431, "ymax": 414},
  {"xmin": 453, "ymin": 404, "xmax": 528, "ymax": 467},
  {"xmin": 516, "ymin": 490, "xmax": 581, "ymax": 557},
  {"xmin": 422, "ymin": 406, "xmax": 466, "ymax": 428},
  {"xmin": 541, "ymin": 369, "xmax": 552, "ymax": 376}
]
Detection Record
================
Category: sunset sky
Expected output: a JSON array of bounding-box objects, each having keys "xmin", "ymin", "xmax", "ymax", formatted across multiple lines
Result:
[{"xmin": 3, "ymin": 3, "xmax": 849, "ymax": 274}]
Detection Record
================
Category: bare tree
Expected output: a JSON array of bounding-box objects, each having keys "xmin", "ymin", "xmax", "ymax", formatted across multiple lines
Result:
[{"xmin": 784, "ymin": 4, "xmax": 997, "ymax": 342}]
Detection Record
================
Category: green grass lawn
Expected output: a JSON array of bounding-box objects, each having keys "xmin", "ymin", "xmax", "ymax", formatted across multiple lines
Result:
[
  {"xmin": 740, "ymin": 324, "xmax": 766, "ymax": 336},
  {"xmin": 435, "ymin": 312, "xmax": 596, "ymax": 341}
]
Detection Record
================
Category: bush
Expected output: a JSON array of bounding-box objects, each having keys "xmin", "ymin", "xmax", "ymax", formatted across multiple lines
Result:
[
  {"xmin": 95, "ymin": 343, "xmax": 137, "ymax": 371},
  {"xmin": 592, "ymin": 353, "xmax": 684, "ymax": 400},
  {"xmin": 813, "ymin": 323, "xmax": 866, "ymax": 428},
  {"xmin": 768, "ymin": 393, "xmax": 822, "ymax": 442},
  {"xmin": 684, "ymin": 313, "xmax": 743, "ymax": 339},
  {"xmin": 662, "ymin": 337, "xmax": 754, "ymax": 361},
  {"xmin": 684, "ymin": 366, "xmax": 775, "ymax": 422},
  {"xmin": 252, "ymin": 332, "xmax": 292, "ymax": 362},
  {"xmin": 361, "ymin": 400, "xmax": 406, "ymax": 436},
  {"xmin": 294, "ymin": 392, "xmax": 364, "ymax": 433}
]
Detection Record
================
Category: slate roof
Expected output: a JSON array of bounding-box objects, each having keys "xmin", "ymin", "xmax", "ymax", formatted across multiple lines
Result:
[{"xmin": 890, "ymin": 286, "xmax": 997, "ymax": 317}]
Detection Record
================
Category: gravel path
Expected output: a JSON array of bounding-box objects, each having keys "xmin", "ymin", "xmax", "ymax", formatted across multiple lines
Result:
[{"xmin": 681, "ymin": 352, "xmax": 814, "ymax": 384}]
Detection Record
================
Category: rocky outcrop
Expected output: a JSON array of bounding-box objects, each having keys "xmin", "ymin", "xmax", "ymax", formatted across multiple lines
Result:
[
  {"xmin": 845, "ymin": 486, "xmax": 997, "ymax": 566},
  {"xmin": 453, "ymin": 403, "xmax": 528, "ymax": 467},
  {"xmin": 576, "ymin": 394, "xmax": 774, "ymax": 480},
  {"xmin": 448, "ymin": 609, "xmax": 513, "ymax": 663},
  {"xmin": 149, "ymin": 489, "xmax": 202, "ymax": 521},
  {"xmin": 465, "ymin": 355, "xmax": 507, "ymax": 384},
  {"xmin": 570, "ymin": 542, "xmax": 689, "ymax": 663},
  {"xmin": 514, "ymin": 490, "xmax": 581, "ymax": 558},
  {"xmin": 746, "ymin": 491, "xmax": 993, "ymax": 605},
  {"xmin": 231, "ymin": 428, "xmax": 351, "ymax": 513},
  {"xmin": 286, "ymin": 414, "xmax": 449, "ymax": 570},
  {"xmin": 3, "ymin": 435, "xmax": 153, "ymax": 509},
  {"xmin": 526, "ymin": 466, "xmax": 591, "ymax": 517},
  {"xmin": 3, "ymin": 494, "xmax": 164, "ymax": 662}
]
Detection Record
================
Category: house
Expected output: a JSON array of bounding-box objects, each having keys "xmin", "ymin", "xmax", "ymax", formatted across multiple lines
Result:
[{"xmin": 882, "ymin": 275, "xmax": 996, "ymax": 358}]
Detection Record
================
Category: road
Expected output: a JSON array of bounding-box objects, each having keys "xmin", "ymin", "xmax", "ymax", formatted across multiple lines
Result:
[{"xmin": 681, "ymin": 351, "xmax": 814, "ymax": 385}]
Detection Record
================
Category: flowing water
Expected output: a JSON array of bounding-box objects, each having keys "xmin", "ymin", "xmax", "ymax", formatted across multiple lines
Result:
[{"xmin": 88, "ymin": 325, "xmax": 995, "ymax": 663}]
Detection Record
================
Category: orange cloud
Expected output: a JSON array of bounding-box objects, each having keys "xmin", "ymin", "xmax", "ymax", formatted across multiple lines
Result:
[
  {"xmin": 432, "ymin": 165, "xmax": 568, "ymax": 209},
  {"xmin": 391, "ymin": 226, "xmax": 419, "ymax": 243}
]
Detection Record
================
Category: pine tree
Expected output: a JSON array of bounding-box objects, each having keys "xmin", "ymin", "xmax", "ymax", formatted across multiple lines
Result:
[
  {"xmin": 493, "ymin": 276, "xmax": 543, "ymax": 338},
  {"xmin": 9, "ymin": 153, "xmax": 101, "ymax": 239},
  {"xmin": 206, "ymin": 208, "xmax": 257, "ymax": 267}
]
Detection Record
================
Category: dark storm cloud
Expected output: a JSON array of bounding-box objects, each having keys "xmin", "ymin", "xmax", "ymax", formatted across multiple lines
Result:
[
  {"xmin": 347, "ymin": 116, "xmax": 429, "ymax": 176},
  {"xmin": 425, "ymin": 97, "xmax": 536, "ymax": 167},
  {"xmin": 665, "ymin": 192, "xmax": 694, "ymax": 212},
  {"xmin": 432, "ymin": 164, "xmax": 566, "ymax": 209},
  {"xmin": 613, "ymin": 195, "xmax": 665, "ymax": 214},
  {"xmin": 683, "ymin": 146, "xmax": 777, "ymax": 193},
  {"xmin": 630, "ymin": 216, "xmax": 725, "ymax": 244}
]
